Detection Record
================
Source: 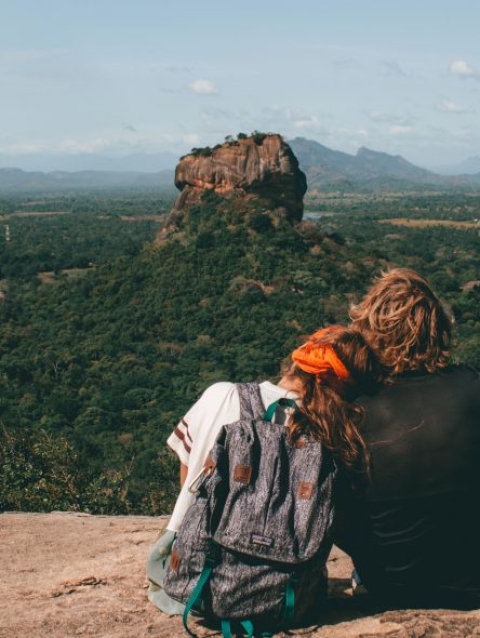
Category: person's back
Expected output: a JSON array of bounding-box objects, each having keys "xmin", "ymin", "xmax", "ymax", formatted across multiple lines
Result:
[
  {"xmin": 336, "ymin": 268, "xmax": 480, "ymax": 605},
  {"xmin": 148, "ymin": 325, "xmax": 382, "ymax": 629},
  {"xmin": 336, "ymin": 364, "xmax": 480, "ymax": 603}
]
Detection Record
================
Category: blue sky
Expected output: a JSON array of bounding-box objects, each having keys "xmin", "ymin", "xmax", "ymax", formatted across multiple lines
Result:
[{"xmin": 1, "ymin": 0, "xmax": 480, "ymax": 168}]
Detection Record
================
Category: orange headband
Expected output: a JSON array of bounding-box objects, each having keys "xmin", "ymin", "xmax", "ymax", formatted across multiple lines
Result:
[{"xmin": 291, "ymin": 326, "xmax": 353, "ymax": 384}]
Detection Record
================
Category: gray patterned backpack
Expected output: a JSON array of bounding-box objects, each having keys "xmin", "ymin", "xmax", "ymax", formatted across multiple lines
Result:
[{"xmin": 163, "ymin": 382, "xmax": 337, "ymax": 637}]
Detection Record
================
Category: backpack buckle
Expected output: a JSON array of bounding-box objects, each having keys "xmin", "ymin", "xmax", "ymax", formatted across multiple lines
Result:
[{"xmin": 188, "ymin": 455, "xmax": 216, "ymax": 494}]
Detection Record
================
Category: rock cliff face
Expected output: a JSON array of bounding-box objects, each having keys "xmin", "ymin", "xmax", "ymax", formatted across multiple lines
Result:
[{"xmin": 165, "ymin": 134, "xmax": 307, "ymax": 225}]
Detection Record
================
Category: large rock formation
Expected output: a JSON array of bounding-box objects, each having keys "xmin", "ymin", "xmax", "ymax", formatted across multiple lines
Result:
[{"xmin": 165, "ymin": 133, "xmax": 307, "ymax": 226}]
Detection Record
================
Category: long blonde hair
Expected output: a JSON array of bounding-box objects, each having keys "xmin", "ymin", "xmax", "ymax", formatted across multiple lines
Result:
[{"xmin": 350, "ymin": 268, "xmax": 451, "ymax": 376}]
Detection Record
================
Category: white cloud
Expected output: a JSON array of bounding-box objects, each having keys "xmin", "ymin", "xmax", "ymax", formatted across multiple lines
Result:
[
  {"xmin": 282, "ymin": 109, "xmax": 329, "ymax": 132},
  {"xmin": 388, "ymin": 125, "xmax": 413, "ymax": 136},
  {"xmin": 0, "ymin": 138, "xmax": 104, "ymax": 155},
  {"xmin": 182, "ymin": 133, "xmax": 200, "ymax": 145},
  {"xmin": 200, "ymin": 106, "xmax": 234, "ymax": 120},
  {"xmin": 368, "ymin": 110, "xmax": 413, "ymax": 126},
  {"xmin": 57, "ymin": 137, "xmax": 114, "ymax": 154},
  {"xmin": 436, "ymin": 100, "xmax": 471, "ymax": 114},
  {"xmin": 165, "ymin": 65, "xmax": 192, "ymax": 73},
  {"xmin": 0, "ymin": 142, "xmax": 47, "ymax": 154},
  {"xmin": 293, "ymin": 116, "xmax": 321, "ymax": 130},
  {"xmin": 449, "ymin": 59, "xmax": 477, "ymax": 78},
  {"xmin": 188, "ymin": 79, "xmax": 217, "ymax": 95},
  {"xmin": 0, "ymin": 131, "xmax": 196, "ymax": 157},
  {"xmin": 369, "ymin": 110, "xmax": 384, "ymax": 121}
]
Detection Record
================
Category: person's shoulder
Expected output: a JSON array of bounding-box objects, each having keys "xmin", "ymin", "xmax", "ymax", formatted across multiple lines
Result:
[
  {"xmin": 183, "ymin": 382, "xmax": 240, "ymax": 427},
  {"xmin": 359, "ymin": 364, "xmax": 480, "ymax": 407},
  {"xmin": 441, "ymin": 364, "xmax": 480, "ymax": 396},
  {"xmin": 442, "ymin": 363, "xmax": 479, "ymax": 380},
  {"xmin": 377, "ymin": 364, "xmax": 479, "ymax": 389},
  {"xmin": 258, "ymin": 380, "xmax": 296, "ymax": 402},
  {"xmin": 198, "ymin": 382, "xmax": 238, "ymax": 403}
]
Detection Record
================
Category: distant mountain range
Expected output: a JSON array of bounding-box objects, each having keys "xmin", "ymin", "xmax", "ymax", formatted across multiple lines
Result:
[
  {"xmin": 288, "ymin": 138, "xmax": 480, "ymax": 192},
  {"xmin": 432, "ymin": 155, "xmax": 480, "ymax": 176},
  {"xmin": 0, "ymin": 168, "xmax": 176, "ymax": 194},
  {"xmin": 1, "ymin": 138, "xmax": 480, "ymax": 194}
]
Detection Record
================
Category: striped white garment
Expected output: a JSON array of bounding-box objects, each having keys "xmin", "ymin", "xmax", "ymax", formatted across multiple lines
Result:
[{"xmin": 166, "ymin": 380, "xmax": 298, "ymax": 532}]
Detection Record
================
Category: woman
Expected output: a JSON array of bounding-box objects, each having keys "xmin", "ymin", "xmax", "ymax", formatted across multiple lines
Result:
[{"xmin": 147, "ymin": 325, "xmax": 381, "ymax": 614}]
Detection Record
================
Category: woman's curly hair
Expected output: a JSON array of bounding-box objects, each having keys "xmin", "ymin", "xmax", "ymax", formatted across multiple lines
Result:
[{"xmin": 350, "ymin": 268, "xmax": 452, "ymax": 376}]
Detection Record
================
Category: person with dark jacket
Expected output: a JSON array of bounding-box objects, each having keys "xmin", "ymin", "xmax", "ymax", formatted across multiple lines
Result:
[{"xmin": 334, "ymin": 268, "xmax": 480, "ymax": 606}]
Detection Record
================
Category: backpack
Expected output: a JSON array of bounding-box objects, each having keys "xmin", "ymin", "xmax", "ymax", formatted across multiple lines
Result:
[{"xmin": 163, "ymin": 382, "xmax": 337, "ymax": 637}]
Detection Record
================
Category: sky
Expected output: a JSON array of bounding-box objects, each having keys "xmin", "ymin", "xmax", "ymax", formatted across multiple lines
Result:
[{"xmin": 1, "ymin": 0, "xmax": 480, "ymax": 170}]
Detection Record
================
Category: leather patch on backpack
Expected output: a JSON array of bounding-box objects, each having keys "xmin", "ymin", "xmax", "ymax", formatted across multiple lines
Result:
[
  {"xmin": 295, "ymin": 437, "xmax": 308, "ymax": 449},
  {"xmin": 298, "ymin": 481, "xmax": 314, "ymax": 500},
  {"xmin": 234, "ymin": 464, "xmax": 252, "ymax": 484},
  {"xmin": 170, "ymin": 547, "xmax": 181, "ymax": 572}
]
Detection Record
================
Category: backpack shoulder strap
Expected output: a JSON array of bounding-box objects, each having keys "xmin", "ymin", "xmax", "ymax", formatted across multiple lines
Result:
[
  {"xmin": 236, "ymin": 382, "xmax": 265, "ymax": 421},
  {"xmin": 263, "ymin": 397, "xmax": 298, "ymax": 422}
]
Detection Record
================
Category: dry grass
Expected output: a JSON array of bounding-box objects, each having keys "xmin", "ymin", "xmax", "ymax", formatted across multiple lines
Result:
[
  {"xmin": 120, "ymin": 215, "xmax": 164, "ymax": 222},
  {"xmin": 379, "ymin": 218, "xmax": 480, "ymax": 229}
]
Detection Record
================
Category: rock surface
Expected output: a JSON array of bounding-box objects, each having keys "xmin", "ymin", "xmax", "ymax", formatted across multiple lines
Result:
[
  {"xmin": 2, "ymin": 511, "xmax": 480, "ymax": 638},
  {"xmin": 166, "ymin": 134, "xmax": 307, "ymax": 225}
]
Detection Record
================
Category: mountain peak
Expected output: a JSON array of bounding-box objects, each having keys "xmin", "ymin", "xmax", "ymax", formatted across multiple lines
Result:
[{"xmin": 289, "ymin": 138, "xmax": 436, "ymax": 190}]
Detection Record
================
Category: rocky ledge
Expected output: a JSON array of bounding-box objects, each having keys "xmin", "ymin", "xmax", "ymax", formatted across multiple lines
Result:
[{"xmin": 2, "ymin": 511, "xmax": 480, "ymax": 638}]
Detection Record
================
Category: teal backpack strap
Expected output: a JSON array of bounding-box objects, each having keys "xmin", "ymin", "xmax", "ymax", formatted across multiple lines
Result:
[
  {"xmin": 240, "ymin": 620, "xmax": 255, "ymax": 636},
  {"xmin": 283, "ymin": 577, "xmax": 296, "ymax": 624},
  {"xmin": 264, "ymin": 398, "xmax": 298, "ymax": 422},
  {"xmin": 221, "ymin": 619, "xmax": 255, "ymax": 638},
  {"xmin": 182, "ymin": 555, "xmax": 216, "ymax": 637}
]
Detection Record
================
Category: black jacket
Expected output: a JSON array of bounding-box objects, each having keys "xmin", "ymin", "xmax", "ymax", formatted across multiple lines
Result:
[{"xmin": 334, "ymin": 365, "xmax": 480, "ymax": 603}]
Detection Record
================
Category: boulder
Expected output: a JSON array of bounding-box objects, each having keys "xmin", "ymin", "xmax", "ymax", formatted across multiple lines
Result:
[{"xmin": 165, "ymin": 133, "xmax": 307, "ymax": 226}]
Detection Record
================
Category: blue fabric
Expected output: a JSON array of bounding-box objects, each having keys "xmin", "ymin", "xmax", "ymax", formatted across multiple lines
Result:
[{"xmin": 147, "ymin": 530, "xmax": 186, "ymax": 616}]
